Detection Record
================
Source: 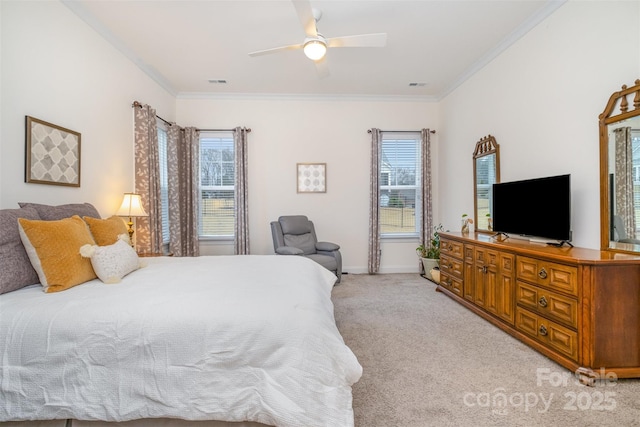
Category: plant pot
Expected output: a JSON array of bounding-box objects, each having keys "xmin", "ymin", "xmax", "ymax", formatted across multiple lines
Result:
[{"xmin": 420, "ymin": 258, "xmax": 439, "ymax": 281}]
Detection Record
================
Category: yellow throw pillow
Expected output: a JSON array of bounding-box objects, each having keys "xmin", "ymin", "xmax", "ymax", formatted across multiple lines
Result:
[
  {"xmin": 18, "ymin": 215, "xmax": 97, "ymax": 293},
  {"xmin": 84, "ymin": 215, "xmax": 128, "ymax": 246}
]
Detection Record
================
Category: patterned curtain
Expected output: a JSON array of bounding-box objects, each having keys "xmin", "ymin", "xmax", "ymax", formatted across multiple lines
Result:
[
  {"xmin": 234, "ymin": 127, "xmax": 250, "ymax": 255},
  {"xmin": 419, "ymin": 129, "xmax": 434, "ymax": 273},
  {"xmin": 614, "ymin": 127, "xmax": 636, "ymax": 239},
  {"xmin": 368, "ymin": 128, "xmax": 382, "ymax": 274},
  {"xmin": 134, "ymin": 104, "xmax": 162, "ymax": 254},
  {"xmin": 167, "ymin": 125, "xmax": 200, "ymax": 256}
]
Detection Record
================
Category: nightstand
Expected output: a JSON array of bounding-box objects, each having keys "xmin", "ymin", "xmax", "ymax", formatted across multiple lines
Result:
[{"xmin": 138, "ymin": 252, "xmax": 173, "ymax": 257}]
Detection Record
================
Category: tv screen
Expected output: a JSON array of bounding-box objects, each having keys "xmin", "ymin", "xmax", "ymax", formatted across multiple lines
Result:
[{"xmin": 492, "ymin": 174, "xmax": 571, "ymax": 242}]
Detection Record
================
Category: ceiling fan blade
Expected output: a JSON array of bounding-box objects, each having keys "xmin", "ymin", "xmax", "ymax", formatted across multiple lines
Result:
[
  {"xmin": 314, "ymin": 57, "xmax": 330, "ymax": 78},
  {"xmin": 292, "ymin": 0, "xmax": 317, "ymax": 38},
  {"xmin": 248, "ymin": 43, "xmax": 303, "ymax": 57},
  {"xmin": 327, "ymin": 33, "xmax": 388, "ymax": 48}
]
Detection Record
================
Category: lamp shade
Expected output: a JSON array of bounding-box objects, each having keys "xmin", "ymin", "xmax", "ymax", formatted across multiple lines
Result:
[
  {"xmin": 116, "ymin": 193, "xmax": 148, "ymax": 217},
  {"xmin": 303, "ymin": 39, "xmax": 327, "ymax": 61}
]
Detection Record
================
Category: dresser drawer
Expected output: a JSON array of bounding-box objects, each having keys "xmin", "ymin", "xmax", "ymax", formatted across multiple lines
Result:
[
  {"xmin": 515, "ymin": 307, "xmax": 578, "ymax": 361},
  {"xmin": 440, "ymin": 238, "xmax": 464, "ymax": 260},
  {"xmin": 440, "ymin": 254, "xmax": 464, "ymax": 278},
  {"xmin": 516, "ymin": 281, "xmax": 578, "ymax": 329},
  {"xmin": 441, "ymin": 272, "xmax": 463, "ymax": 297},
  {"xmin": 464, "ymin": 245, "xmax": 474, "ymax": 263},
  {"xmin": 516, "ymin": 256, "xmax": 578, "ymax": 296}
]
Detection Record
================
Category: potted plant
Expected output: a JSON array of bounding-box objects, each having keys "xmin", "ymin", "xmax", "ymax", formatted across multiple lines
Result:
[{"xmin": 416, "ymin": 224, "xmax": 444, "ymax": 282}]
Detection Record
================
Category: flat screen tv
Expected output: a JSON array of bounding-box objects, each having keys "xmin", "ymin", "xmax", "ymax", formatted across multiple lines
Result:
[{"xmin": 492, "ymin": 174, "xmax": 571, "ymax": 242}]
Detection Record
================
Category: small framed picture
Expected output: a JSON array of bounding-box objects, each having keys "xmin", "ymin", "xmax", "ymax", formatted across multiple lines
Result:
[
  {"xmin": 297, "ymin": 163, "xmax": 326, "ymax": 193},
  {"xmin": 25, "ymin": 116, "xmax": 81, "ymax": 187}
]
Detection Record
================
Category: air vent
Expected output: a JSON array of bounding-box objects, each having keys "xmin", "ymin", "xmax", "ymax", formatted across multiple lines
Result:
[
  {"xmin": 208, "ymin": 79, "xmax": 228, "ymax": 84},
  {"xmin": 409, "ymin": 82, "xmax": 427, "ymax": 87}
]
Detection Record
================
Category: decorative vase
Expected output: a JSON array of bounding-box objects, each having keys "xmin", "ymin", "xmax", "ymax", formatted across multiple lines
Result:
[
  {"xmin": 461, "ymin": 218, "xmax": 470, "ymax": 234},
  {"xmin": 487, "ymin": 218, "xmax": 493, "ymax": 231}
]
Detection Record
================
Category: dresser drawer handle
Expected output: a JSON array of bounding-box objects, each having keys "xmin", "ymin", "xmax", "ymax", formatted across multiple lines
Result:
[
  {"xmin": 538, "ymin": 296, "xmax": 548, "ymax": 308},
  {"xmin": 539, "ymin": 325, "xmax": 548, "ymax": 336},
  {"xmin": 538, "ymin": 268, "xmax": 548, "ymax": 279}
]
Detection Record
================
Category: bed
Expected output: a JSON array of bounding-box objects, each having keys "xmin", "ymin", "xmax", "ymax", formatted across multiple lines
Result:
[{"xmin": 0, "ymin": 204, "xmax": 362, "ymax": 427}]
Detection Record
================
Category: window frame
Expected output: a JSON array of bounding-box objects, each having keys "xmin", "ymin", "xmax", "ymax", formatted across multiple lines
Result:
[
  {"xmin": 198, "ymin": 131, "xmax": 235, "ymax": 240},
  {"xmin": 157, "ymin": 120, "xmax": 170, "ymax": 244},
  {"xmin": 379, "ymin": 131, "xmax": 422, "ymax": 239}
]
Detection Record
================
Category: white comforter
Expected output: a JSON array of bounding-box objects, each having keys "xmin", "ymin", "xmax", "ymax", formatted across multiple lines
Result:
[{"xmin": 0, "ymin": 255, "xmax": 362, "ymax": 426}]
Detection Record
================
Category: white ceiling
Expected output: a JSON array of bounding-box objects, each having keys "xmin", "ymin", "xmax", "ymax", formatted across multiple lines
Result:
[{"xmin": 62, "ymin": 0, "xmax": 565, "ymax": 100}]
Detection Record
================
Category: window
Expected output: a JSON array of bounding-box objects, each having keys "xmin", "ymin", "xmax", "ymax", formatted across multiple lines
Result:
[
  {"xmin": 157, "ymin": 122, "xmax": 170, "ymax": 244},
  {"xmin": 199, "ymin": 131, "xmax": 235, "ymax": 238},
  {"xmin": 379, "ymin": 132, "xmax": 422, "ymax": 237},
  {"xmin": 633, "ymin": 130, "xmax": 640, "ymax": 236}
]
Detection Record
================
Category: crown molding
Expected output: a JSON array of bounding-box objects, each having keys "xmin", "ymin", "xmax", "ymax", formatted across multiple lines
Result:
[
  {"xmin": 176, "ymin": 91, "xmax": 438, "ymax": 103},
  {"xmin": 61, "ymin": 0, "xmax": 178, "ymax": 97},
  {"xmin": 438, "ymin": 0, "xmax": 567, "ymax": 101},
  {"xmin": 62, "ymin": 0, "xmax": 566, "ymax": 103}
]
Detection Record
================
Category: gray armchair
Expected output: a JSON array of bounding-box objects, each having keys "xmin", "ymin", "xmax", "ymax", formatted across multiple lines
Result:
[
  {"xmin": 614, "ymin": 215, "xmax": 640, "ymax": 244},
  {"xmin": 270, "ymin": 215, "xmax": 342, "ymax": 283}
]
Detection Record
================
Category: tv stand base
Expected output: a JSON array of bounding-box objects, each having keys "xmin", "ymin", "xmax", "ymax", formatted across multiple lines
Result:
[{"xmin": 546, "ymin": 240, "xmax": 574, "ymax": 248}]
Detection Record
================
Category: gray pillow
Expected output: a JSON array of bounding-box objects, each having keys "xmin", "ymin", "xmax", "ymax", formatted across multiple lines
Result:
[
  {"xmin": 0, "ymin": 207, "xmax": 41, "ymax": 294},
  {"xmin": 19, "ymin": 202, "xmax": 101, "ymax": 220}
]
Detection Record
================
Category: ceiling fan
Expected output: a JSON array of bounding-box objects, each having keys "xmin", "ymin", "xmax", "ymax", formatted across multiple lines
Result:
[{"xmin": 248, "ymin": 0, "xmax": 387, "ymax": 78}]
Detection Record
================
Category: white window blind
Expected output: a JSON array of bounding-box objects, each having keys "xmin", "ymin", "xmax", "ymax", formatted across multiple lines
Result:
[
  {"xmin": 199, "ymin": 131, "xmax": 235, "ymax": 237},
  {"xmin": 633, "ymin": 131, "xmax": 640, "ymax": 237},
  {"xmin": 157, "ymin": 123, "xmax": 170, "ymax": 244},
  {"xmin": 380, "ymin": 132, "xmax": 422, "ymax": 237}
]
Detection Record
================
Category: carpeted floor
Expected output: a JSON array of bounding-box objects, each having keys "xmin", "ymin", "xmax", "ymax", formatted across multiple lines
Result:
[{"xmin": 331, "ymin": 273, "xmax": 640, "ymax": 427}]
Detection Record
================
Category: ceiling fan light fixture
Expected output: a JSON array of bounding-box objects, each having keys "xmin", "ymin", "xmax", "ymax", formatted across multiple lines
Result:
[{"xmin": 303, "ymin": 38, "xmax": 327, "ymax": 61}]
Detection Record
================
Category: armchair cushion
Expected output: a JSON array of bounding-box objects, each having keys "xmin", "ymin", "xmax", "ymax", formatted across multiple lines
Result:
[
  {"xmin": 279, "ymin": 215, "xmax": 313, "ymax": 235},
  {"xmin": 283, "ymin": 233, "xmax": 316, "ymax": 255},
  {"xmin": 276, "ymin": 246, "xmax": 304, "ymax": 255},
  {"xmin": 316, "ymin": 241, "xmax": 340, "ymax": 252}
]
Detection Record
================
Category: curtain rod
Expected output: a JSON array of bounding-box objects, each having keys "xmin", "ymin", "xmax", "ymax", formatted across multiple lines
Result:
[
  {"xmin": 132, "ymin": 101, "xmax": 251, "ymax": 133},
  {"xmin": 368, "ymin": 129, "xmax": 436, "ymax": 134}
]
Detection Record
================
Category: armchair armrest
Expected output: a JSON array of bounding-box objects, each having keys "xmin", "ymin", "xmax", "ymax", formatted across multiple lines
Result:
[
  {"xmin": 316, "ymin": 241, "xmax": 340, "ymax": 252},
  {"xmin": 275, "ymin": 246, "xmax": 304, "ymax": 255}
]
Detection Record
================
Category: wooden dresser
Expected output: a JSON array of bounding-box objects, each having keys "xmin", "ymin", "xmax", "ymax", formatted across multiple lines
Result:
[{"xmin": 438, "ymin": 231, "xmax": 640, "ymax": 383}]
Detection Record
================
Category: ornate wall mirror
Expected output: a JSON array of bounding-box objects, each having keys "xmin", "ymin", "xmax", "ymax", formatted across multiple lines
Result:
[
  {"xmin": 473, "ymin": 135, "xmax": 500, "ymax": 232},
  {"xmin": 599, "ymin": 79, "xmax": 640, "ymax": 254}
]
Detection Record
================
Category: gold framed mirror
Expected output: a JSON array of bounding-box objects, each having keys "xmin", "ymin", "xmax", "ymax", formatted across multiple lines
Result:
[
  {"xmin": 473, "ymin": 135, "xmax": 500, "ymax": 232},
  {"xmin": 599, "ymin": 79, "xmax": 640, "ymax": 254}
]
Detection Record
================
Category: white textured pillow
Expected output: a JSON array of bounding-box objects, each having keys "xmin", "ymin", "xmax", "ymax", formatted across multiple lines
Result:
[{"xmin": 80, "ymin": 236, "xmax": 142, "ymax": 284}]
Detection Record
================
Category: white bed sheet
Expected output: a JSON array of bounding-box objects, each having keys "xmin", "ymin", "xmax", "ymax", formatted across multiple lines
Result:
[{"xmin": 0, "ymin": 255, "xmax": 362, "ymax": 427}]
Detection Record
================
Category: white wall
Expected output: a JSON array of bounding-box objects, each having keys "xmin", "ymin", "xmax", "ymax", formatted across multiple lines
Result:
[
  {"xmin": 177, "ymin": 96, "xmax": 439, "ymax": 273},
  {"xmin": 0, "ymin": 0, "xmax": 174, "ymax": 216},
  {"xmin": 438, "ymin": 0, "xmax": 640, "ymax": 249}
]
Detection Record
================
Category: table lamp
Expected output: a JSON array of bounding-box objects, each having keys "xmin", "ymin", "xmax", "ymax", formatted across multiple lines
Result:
[{"xmin": 116, "ymin": 193, "xmax": 148, "ymax": 246}]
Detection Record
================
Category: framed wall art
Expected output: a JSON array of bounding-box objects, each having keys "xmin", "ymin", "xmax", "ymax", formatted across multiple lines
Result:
[
  {"xmin": 25, "ymin": 116, "xmax": 81, "ymax": 187},
  {"xmin": 297, "ymin": 163, "xmax": 326, "ymax": 193}
]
